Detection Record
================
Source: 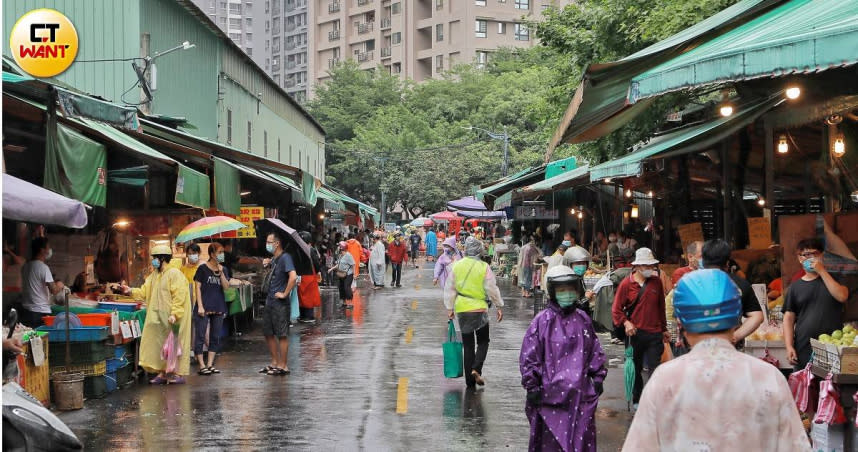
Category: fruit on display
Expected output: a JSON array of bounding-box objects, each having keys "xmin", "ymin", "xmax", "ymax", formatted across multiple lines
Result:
[
  {"xmin": 816, "ymin": 324, "xmax": 858, "ymax": 347},
  {"xmin": 767, "ymin": 296, "xmax": 783, "ymax": 310},
  {"xmin": 747, "ymin": 323, "xmax": 783, "ymax": 341}
]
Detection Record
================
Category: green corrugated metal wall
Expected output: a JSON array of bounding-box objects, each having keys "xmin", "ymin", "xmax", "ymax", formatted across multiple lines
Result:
[
  {"xmin": 140, "ymin": 0, "xmax": 220, "ymax": 139},
  {"xmin": 3, "ymin": 0, "xmax": 140, "ymax": 103}
]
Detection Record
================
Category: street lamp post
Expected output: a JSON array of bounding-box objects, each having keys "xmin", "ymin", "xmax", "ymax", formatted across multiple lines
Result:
[{"xmin": 465, "ymin": 126, "xmax": 510, "ymax": 177}]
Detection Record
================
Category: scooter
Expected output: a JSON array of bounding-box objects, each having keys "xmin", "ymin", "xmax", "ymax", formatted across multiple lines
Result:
[{"xmin": 2, "ymin": 309, "xmax": 83, "ymax": 451}]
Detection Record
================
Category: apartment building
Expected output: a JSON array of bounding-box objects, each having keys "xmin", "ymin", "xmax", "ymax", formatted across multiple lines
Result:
[
  {"xmin": 194, "ymin": 0, "xmax": 266, "ymax": 61},
  {"xmin": 312, "ymin": 0, "xmax": 573, "ymax": 90}
]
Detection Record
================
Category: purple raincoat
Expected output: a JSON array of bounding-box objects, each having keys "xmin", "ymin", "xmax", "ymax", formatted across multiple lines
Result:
[
  {"xmin": 520, "ymin": 301, "xmax": 607, "ymax": 452},
  {"xmin": 433, "ymin": 237, "xmax": 461, "ymax": 288}
]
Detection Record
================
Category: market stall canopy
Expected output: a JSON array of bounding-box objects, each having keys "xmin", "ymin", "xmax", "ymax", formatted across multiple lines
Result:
[
  {"xmin": 520, "ymin": 165, "xmax": 591, "ymax": 194},
  {"xmin": 3, "ymin": 173, "xmax": 88, "ymax": 228},
  {"xmin": 475, "ymin": 166, "xmax": 545, "ymax": 203},
  {"xmin": 317, "ymin": 186, "xmax": 347, "ymax": 212},
  {"xmin": 447, "ymin": 196, "xmax": 487, "ymax": 211},
  {"xmin": 549, "ymin": 0, "xmax": 782, "ymax": 150},
  {"xmin": 409, "ymin": 217, "xmax": 434, "ymax": 227},
  {"xmin": 456, "ymin": 210, "xmax": 507, "ymax": 220},
  {"xmin": 429, "ymin": 211, "xmax": 459, "ymax": 222},
  {"xmin": 589, "ymin": 96, "xmax": 784, "ymax": 181},
  {"xmin": 631, "ymin": 0, "xmax": 858, "ymax": 103}
]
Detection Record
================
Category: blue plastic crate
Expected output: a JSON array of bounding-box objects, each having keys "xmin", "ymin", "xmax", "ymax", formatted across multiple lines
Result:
[
  {"xmin": 106, "ymin": 356, "xmax": 128, "ymax": 373},
  {"xmin": 36, "ymin": 325, "xmax": 109, "ymax": 342},
  {"xmin": 97, "ymin": 301, "xmax": 138, "ymax": 312},
  {"xmin": 104, "ymin": 371, "xmax": 118, "ymax": 393},
  {"xmin": 113, "ymin": 343, "xmax": 132, "ymax": 359}
]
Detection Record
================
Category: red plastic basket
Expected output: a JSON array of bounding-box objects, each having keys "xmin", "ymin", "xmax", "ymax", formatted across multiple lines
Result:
[{"xmin": 42, "ymin": 313, "xmax": 112, "ymax": 327}]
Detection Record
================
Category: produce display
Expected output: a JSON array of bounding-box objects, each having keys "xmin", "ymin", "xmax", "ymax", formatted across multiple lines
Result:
[
  {"xmin": 817, "ymin": 324, "xmax": 858, "ymax": 347},
  {"xmin": 767, "ymin": 295, "xmax": 783, "ymax": 311},
  {"xmin": 747, "ymin": 323, "xmax": 783, "ymax": 341}
]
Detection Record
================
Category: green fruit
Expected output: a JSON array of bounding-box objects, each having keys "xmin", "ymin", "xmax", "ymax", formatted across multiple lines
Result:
[
  {"xmin": 820, "ymin": 334, "xmax": 832, "ymax": 343},
  {"xmin": 845, "ymin": 325, "xmax": 855, "ymax": 334},
  {"xmin": 833, "ymin": 330, "xmax": 844, "ymax": 340}
]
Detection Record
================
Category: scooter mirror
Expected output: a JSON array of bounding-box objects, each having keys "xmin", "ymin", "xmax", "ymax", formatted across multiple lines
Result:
[{"xmin": 6, "ymin": 308, "xmax": 17, "ymax": 339}]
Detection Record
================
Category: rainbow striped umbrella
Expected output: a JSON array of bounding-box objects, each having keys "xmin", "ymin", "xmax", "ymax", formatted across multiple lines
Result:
[{"xmin": 175, "ymin": 216, "xmax": 246, "ymax": 243}]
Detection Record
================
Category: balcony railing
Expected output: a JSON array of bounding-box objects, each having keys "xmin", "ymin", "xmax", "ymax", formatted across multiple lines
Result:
[
  {"xmin": 285, "ymin": 23, "xmax": 296, "ymax": 32},
  {"xmin": 285, "ymin": 79, "xmax": 297, "ymax": 88},
  {"xmin": 285, "ymin": 2, "xmax": 296, "ymax": 11},
  {"xmin": 328, "ymin": 57, "xmax": 340, "ymax": 68},
  {"xmin": 328, "ymin": 29, "xmax": 341, "ymax": 41},
  {"xmin": 357, "ymin": 50, "xmax": 374, "ymax": 62},
  {"xmin": 286, "ymin": 61, "xmax": 296, "ymax": 70},
  {"xmin": 358, "ymin": 22, "xmax": 374, "ymax": 34},
  {"xmin": 285, "ymin": 41, "xmax": 296, "ymax": 50},
  {"xmin": 272, "ymin": 45, "xmax": 281, "ymax": 53},
  {"xmin": 328, "ymin": 1, "xmax": 341, "ymax": 13},
  {"xmin": 380, "ymin": 17, "xmax": 391, "ymax": 29},
  {"xmin": 381, "ymin": 47, "xmax": 391, "ymax": 58},
  {"xmin": 357, "ymin": 0, "xmax": 372, "ymax": 6}
]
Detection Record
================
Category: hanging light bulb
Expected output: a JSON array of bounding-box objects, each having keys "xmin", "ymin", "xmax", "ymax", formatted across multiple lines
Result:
[
  {"xmin": 570, "ymin": 208, "xmax": 576, "ymax": 215},
  {"xmin": 778, "ymin": 135, "xmax": 789, "ymax": 154},
  {"xmin": 719, "ymin": 104, "xmax": 734, "ymax": 117},
  {"xmin": 625, "ymin": 188, "xmax": 632, "ymax": 198},
  {"xmin": 785, "ymin": 86, "xmax": 801, "ymax": 100},
  {"xmin": 757, "ymin": 197, "xmax": 766, "ymax": 206},
  {"xmin": 604, "ymin": 178, "xmax": 612, "ymax": 183},
  {"xmin": 577, "ymin": 212, "xmax": 583, "ymax": 219},
  {"xmin": 630, "ymin": 204, "xmax": 639, "ymax": 218},
  {"xmin": 834, "ymin": 135, "xmax": 846, "ymax": 156},
  {"xmin": 647, "ymin": 191, "xmax": 653, "ymax": 198}
]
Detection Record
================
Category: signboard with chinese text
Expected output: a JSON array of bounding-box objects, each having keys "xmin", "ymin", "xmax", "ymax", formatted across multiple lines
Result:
[{"xmin": 235, "ymin": 206, "xmax": 265, "ymax": 239}]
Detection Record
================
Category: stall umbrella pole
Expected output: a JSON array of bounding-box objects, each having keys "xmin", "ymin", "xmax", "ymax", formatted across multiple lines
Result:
[{"xmin": 64, "ymin": 290, "xmax": 71, "ymax": 367}]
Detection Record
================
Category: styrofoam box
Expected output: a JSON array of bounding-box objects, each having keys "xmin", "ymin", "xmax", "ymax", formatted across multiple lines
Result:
[
  {"xmin": 743, "ymin": 340, "xmax": 791, "ymax": 369},
  {"xmin": 812, "ymin": 422, "xmax": 845, "ymax": 452}
]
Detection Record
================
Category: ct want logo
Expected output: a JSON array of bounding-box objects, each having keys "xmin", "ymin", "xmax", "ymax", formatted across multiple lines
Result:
[{"xmin": 10, "ymin": 9, "xmax": 79, "ymax": 78}]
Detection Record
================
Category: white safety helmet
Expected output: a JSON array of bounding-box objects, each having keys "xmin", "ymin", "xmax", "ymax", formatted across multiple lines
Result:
[
  {"xmin": 563, "ymin": 245, "xmax": 591, "ymax": 264},
  {"xmin": 545, "ymin": 265, "xmax": 584, "ymax": 302}
]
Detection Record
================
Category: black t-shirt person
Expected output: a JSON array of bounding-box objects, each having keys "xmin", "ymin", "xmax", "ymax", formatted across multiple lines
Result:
[{"xmin": 784, "ymin": 276, "xmax": 844, "ymax": 369}]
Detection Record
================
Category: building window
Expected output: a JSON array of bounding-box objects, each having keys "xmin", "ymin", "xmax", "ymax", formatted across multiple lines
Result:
[
  {"xmin": 476, "ymin": 51, "xmax": 488, "ymax": 68},
  {"xmin": 226, "ymin": 109, "xmax": 232, "ymax": 144},
  {"xmin": 229, "ymin": 3, "xmax": 241, "ymax": 14},
  {"xmin": 514, "ymin": 23, "xmax": 529, "ymax": 40},
  {"xmin": 246, "ymin": 32, "xmax": 253, "ymax": 42},
  {"xmin": 391, "ymin": 2, "xmax": 400, "ymax": 14},
  {"xmin": 265, "ymin": 39, "xmax": 269, "ymax": 49},
  {"xmin": 209, "ymin": 0, "xmax": 215, "ymax": 9},
  {"xmin": 229, "ymin": 18, "xmax": 241, "ymax": 28},
  {"xmin": 475, "ymin": 20, "xmax": 487, "ymax": 38},
  {"xmin": 219, "ymin": 17, "xmax": 227, "ymax": 25},
  {"xmin": 475, "ymin": 0, "xmax": 486, "ymax": 5},
  {"xmin": 264, "ymin": 131, "xmax": 268, "ymax": 157},
  {"xmin": 514, "ymin": 0, "xmax": 528, "ymax": 9},
  {"xmin": 392, "ymin": 32, "xmax": 401, "ymax": 44},
  {"xmin": 247, "ymin": 47, "xmax": 253, "ymax": 56},
  {"xmin": 220, "ymin": 1, "xmax": 227, "ymax": 9},
  {"xmin": 246, "ymin": 18, "xmax": 252, "ymax": 26},
  {"xmin": 436, "ymin": 24, "xmax": 443, "ymax": 41},
  {"xmin": 247, "ymin": 122, "xmax": 252, "ymax": 150},
  {"xmin": 392, "ymin": 62, "xmax": 401, "ymax": 73},
  {"xmin": 436, "ymin": 0, "xmax": 443, "ymax": 9},
  {"xmin": 498, "ymin": 22, "xmax": 506, "ymax": 34},
  {"xmin": 265, "ymin": 0, "xmax": 269, "ymax": 12},
  {"xmin": 278, "ymin": 139, "xmax": 281, "ymax": 161},
  {"xmin": 436, "ymin": 55, "xmax": 443, "ymax": 71}
]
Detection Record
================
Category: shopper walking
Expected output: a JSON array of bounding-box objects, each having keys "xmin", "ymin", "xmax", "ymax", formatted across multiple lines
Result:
[
  {"xmin": 330, "ymin": 242, "xmax": 356, "ymax": 308},
  {"xmin": 409, "ymin": 230, "xmax": 422, "ymax": 268},
  {"xmin": 297, "ymin": 231, "xmax": 322, "ymax": 324},
  {"xmin": 433, "ymin": 237, "xmax": 461, "ymax": 289},
  {"xmin": 19, "ymin": 237, "xmax": 65, "ymax": 328},
  {"xmin": 518, "ymin": 236, "xmax": 540, "ymax": 298},
  {"xmin": 425, "ymin": 228, "xmax": 438, "ymax": 262},
  {"xmin": 259, "ymin": 233, "xmax": 297, "ymax": 376},
  {"xmin": 345, "ymin": 233, "xmax": 362, "ymax": 282},
  {"xmin": 387, "ymin": 233, "xmax": 407, "ymax": 288},
  {"xmin": 444, "ymin": 237, "xmax": 504, "ymax": 388},
  {"xmin": 611, "ymin": 248, "xmax": 667, "ymax": 408},
  {"xmin": 369, "ymin": 233, "xmax": 386, "ymax": 289},
  {"xmin": 671, "ymin": 240, "xmax": 703, "ymax": 285},
  {"xmin": 193, "ymin": 242, "xmax": 230, "ymax": 375},
  {"xmin": 623, "ymin": 269, "xmax": 809, "ymax": 451},
  {"xmin": 520, "ymin": 266, "xmax": 607, "ymax": 452},
  {"xmin": 119, "ymin": 243, "xmax": 191, "ymax": 384}
]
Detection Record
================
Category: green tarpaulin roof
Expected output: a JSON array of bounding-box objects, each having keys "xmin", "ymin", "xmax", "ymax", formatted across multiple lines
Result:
[
  {"xmin": 77, "ymin": 118, "xmax": 176, "ymax": 165},
  {"xmin": 589, "ymin": 96, "xmax": 784, "ymax": 181},
  {"xmin": 317, "ymin": 186, "xmax": 347, "ymax": 211},
  {"xmin": 475, "ymin": 166, "xmax": 545, "ymax": 201},
  {"xmin": 549, "ymin": 0, "xmax": 781, "ymax": 148},
  {"xmin": 631, "ymin": 0, "xmax": 858, "ymax": 102},
  {"xmin": 521, "ymin": 165, "xmax": 591, "ymax": 193}
]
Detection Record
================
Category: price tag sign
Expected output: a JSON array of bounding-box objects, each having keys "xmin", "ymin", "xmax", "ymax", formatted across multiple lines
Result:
[
  {"xmin": 120, "ymin": 321, "xmax": 132, "ymax": 339},
  {"xmin": 747, "ymin": 217, "xmax": 772, "ymax": 250}
]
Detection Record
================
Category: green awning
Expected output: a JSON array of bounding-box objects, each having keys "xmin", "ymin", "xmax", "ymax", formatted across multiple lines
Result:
[
  {"xmin": 2, "ymin": 72, "xmax": 34, "ymax": 83},
  {"xmin": 631, "ymin": 0, "xmax": 858, "ymax": 102},
  {"xmin": 302, "ymin": 172, "xmax": 318, "ymax": 207},
  {"xmin": 44, "ymin": 121, "xmax": 107, "ymax": 207},
  {"xmin": 76, "ymin": 118, "xmax": 176, "ymax": 165},
  {"xmin": 262, "ymin": 170, "xmax": 306, "ymax": 204},
  {"xmin": 550, "ymin": 0, "xmax": 780, "ymax": 147},
  {"xmin": 214, "ymin": 158, "xmax": 304, "ymax": 205},
  {"xmin": 174, "ymin": 164, "xmax": 210, "ymax": 209},
  {"xmin": 213, "ymin": 158, "xmax": 241, "ymax": 215},
  {"xmin": 318, "ymin": 186, "xmax": 347, "ymax": 211},
  {"xmin": 476, "ymin": 166, "xmax": 546, "ymax": 203},
  {"xmin": 589, "ymin": 97, "xmax": 783, "ymax": 181},
  {"xmin": 108, "ymin": 166, "xmax": 148, "ymax": 187},
  {"xmin": 56, "ymin": 87, "xmax": 139, "ymax": 131},
  {"xmin": 476, "ymin": 168, "xmax": 533, "ymax": 201},
  {"xmin": 521, "ymin": 165, "xmax": 591, "ymax": 194},
  {"xmin": 494, "ymin": 191, "xmax": 513, "ymax": 210}
]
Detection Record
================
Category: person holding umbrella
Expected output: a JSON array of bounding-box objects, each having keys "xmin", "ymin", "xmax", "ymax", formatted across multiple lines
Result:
[
  {"xmin": 118, "ymin": 243, "xmax": 192, "ymax": 384},
  {"xmin": 259, "ymin": 232, "xmax": 297, "ymax": 375},
  {"xmin": 296, "ymin": 231, "xmax": 322, "ymax": 323},
  {"xmin": 520, "ymin": 265, "xmax": 607, "ymax": 451}
]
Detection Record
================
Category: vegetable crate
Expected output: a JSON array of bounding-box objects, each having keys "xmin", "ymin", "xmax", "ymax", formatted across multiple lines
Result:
[
  {"xmin": 15, "ymin": 334, "xmax": 50, "ymax": 407},
  {"xmin": 35, "ymin": 326, "xmax": 110, "ymax": 342},
  {"xmin": 810, "ymin": 338, "xmax": 858, "ymax": 375},
  {"xmin": 51, "ymin": 360, "xmax": 107, "ymax": 377}
]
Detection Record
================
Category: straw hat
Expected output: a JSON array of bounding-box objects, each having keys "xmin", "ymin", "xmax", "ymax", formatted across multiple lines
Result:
[
  {"xmin": 151, "ymin": 244, "xmax": 172, "ymax": 256},
  {"xmin": 631, "ymin": 247, "xmax": 659, "ymax": 266}
]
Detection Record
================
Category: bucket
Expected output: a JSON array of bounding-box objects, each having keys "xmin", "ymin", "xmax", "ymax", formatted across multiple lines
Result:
[{"xmin": 51, "ymin": 371, "xmax": 85, "ymax": 410}]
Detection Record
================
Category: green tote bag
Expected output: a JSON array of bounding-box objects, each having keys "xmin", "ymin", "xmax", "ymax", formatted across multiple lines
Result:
[{"xmin": 443, "ymin": 320, "xmax": 464, "ymax": 378}]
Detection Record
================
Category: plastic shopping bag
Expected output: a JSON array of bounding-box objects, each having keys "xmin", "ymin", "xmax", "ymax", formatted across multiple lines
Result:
[
  {"xmin": 442, "ymin": 320, "xmax": 463, "ymax": 378},
  {"xmin": 289, "ymin": 286, "xmax": 299, "ymax": 322},
  {"xmin": 814, "ymin": 373, "xmax": 846, "ymax": 425},
  {"xmin": 787, "ymin": 362, "xmax": 816, "ymax": 413},
  {"xmin": 161, "ymin": 329, "xmax": 182, "ymax": 374}
]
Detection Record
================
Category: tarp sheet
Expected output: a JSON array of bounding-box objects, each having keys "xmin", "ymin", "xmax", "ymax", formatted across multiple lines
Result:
[
  {"xmin": 44, "ymin": 121, "xmax": 107, "ymax": 207},
  {"xmin": 174, "ymin": 164, "xmax": 211, "ymax": 210},
  {"xmin": 3, "ymin": 173, "xmax": 88, "ymax": 228},
  {"xmin": 213, "ymin": 158, "xmax": 241, "ymax": 215}
]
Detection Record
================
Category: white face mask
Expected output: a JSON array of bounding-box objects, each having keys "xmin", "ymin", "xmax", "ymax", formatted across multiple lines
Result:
[{"xmin": 640, "ymin": 269, "xmax": 655, "ymax": 279}]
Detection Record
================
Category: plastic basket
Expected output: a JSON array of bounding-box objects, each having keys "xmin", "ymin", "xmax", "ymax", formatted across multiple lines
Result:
[
  {"xmin": 50, "ymin": 340, "xmax": 113, "ymax": 365},
  {"xmin": 811, "ymin": 339, "xmax": 839, "ymax": 373},
  {"xmin": 42, "ymin": 313, "xmax": 112, "ymax": 327},
  {"xmin": 115, "ymin": 362, "xmax": 134, "ymax": 387},
  {"xmin": 51, "ymin": 360, "xmax": 107, "ymax": 377},
  {"xmin": 83, "ymin": 375, "xmax": 108, "ymax": 399},
  {"xmin": 36, "ymin": 326, "xmax": 110, "ymax": 342},
  {"xmin": 97, "ymin": 301, "xmax": 139, "ymax": 312},
  {"xmin": 105, "ymin": 371, "xmax": 118, "ymax": 393},
  {"xmin": 106, "ymin": 356, "xmax": 128, "ymax": 373}
]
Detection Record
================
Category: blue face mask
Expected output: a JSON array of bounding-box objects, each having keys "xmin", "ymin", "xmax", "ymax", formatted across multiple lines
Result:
[
  {"xmin": 697, "ymin": 258, "xmax": 704, "ymax": 269},
  {"xmin": 572, "ymin": 265, "xmax": 587, "ymax": 276},
  {"xmin": 151, "ymin": 258, "xmax": 161, "ymax": 269},
  {"xmin": 188, "ymin": 254, "xmax": 200, "ymax": 264},
  {"xmin": 803, "ymin": 258, "xmax": 816, "ymax": 273},
  {"xmin": 217, "ymin": 253, "xmax": 225, "ymax": 263},
  {"xmin": 555, "ymin": 290, "xmax": 577, "ymax": 308},
  {"xmin": 266, "ymin": 243, "xmax": 275, "ymax": 254}
]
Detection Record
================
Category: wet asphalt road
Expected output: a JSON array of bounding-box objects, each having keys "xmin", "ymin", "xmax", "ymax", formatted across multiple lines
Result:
[{"xmin": 57, "ymin": 261, "xmax": 634, "ymax": 451}]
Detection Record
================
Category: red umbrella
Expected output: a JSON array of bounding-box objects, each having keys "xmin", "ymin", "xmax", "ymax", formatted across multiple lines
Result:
[{"xmin": 430, "ymin": 211, "xmax": 459, "ymax": 222}]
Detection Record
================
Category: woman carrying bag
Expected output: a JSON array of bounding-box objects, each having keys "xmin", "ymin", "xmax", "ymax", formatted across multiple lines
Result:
[
  {"xmin": 329, "ymin": 241, "xmax": 355, "ymax": 308},
  {"xmin": 193, "ymin": 242, "xmax": 230, "ymax": 375}
]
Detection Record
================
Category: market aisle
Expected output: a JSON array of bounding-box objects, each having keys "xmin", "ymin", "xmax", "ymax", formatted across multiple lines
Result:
[{"xmin": 57, "ymin": 261, "xmax": 633, "ymax": 450}]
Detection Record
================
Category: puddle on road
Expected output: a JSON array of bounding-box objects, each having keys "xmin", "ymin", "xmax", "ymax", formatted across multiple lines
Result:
[{"xmin": 596, "ymin": 408, "xmax": 621, "ymax": 419}]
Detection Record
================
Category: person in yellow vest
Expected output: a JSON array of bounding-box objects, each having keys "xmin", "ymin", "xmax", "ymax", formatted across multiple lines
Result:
[
  {"xmin": 119, "ymin": 243, "xmax": 192, "ymax": 384},
  {"xmin": 444, "ymin": 236, "xmax": 504, "ymax": 388}
]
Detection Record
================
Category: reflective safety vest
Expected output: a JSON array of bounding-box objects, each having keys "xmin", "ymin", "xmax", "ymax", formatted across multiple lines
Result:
[{"xmin": 451, "ymin": 257, "xmax": 489, "ymax": 313}]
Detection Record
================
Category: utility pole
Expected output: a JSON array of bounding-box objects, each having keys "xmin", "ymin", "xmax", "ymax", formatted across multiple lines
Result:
[
  {"xmin": 464, "ymin": 126, "xmax": 511, "ymax": 177},
  {"xmin": 374, "ymin": 155, "xmax": 388, "ymax": 225}
]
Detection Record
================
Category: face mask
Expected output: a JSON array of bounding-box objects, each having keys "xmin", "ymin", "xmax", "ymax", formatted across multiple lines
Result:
[
  {"xmin": 697, "ymin": 258, "xmax": 704, "ymax": 269},
  {"xmin": 45, "ymin": 249, "xmax": 53, "ymax": 260},
  {"xmin": 618, "ymin": 238, "xmax": 626, "ymax": 244},
  {"xmin": 555, "ymin": 290, "xmax": 577, "ymax": 308},
  {"xmin": 608, "ymin": 236, "xmax": 617, "ymax": 243},
  {"xmin": 188, "ymin": 254, "xmax": 200, "ymax": 264},
  {"xmin": 216, "ymin": 253, "xmax": 225, "ymax": 263},
  {"xmin": 445, "ymin": 248, "xmax": 453, "ymax": 255},
  {"xmin": 803, "ymin": 258, "xmax": 816, "ymax": 273},
  {"xmin": 641, "ymin": 269, "xmax": 655, "ymax": 279},
  {"xmin": 572, "ymin": 265, "xmax": 587, "ymax": 276},
  {"xmin": 151, "ymin": 258, "xmax": 161, "ymax": 269},
  {"xmin": 266, "ymin": 243, "xmax": 275, "ymax": 254}
]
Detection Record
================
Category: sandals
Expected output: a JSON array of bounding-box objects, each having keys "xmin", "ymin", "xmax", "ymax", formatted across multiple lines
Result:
[
  {"xmin": 149, "ymin": 375, "xmax": 168, "ymax": 385},
  {"xmin": 259, "ymin": 365, "xmax": 275, "ymax": 374},
  {"xmin": 198, "ymin": 367, "xmax": 212, "ymax": 376},
  {"xmin": 209, "ymin": 367, "xmax": 221, "ymax": 374},
  {"xmin": 167, "ymin": 376, "xmax": 186, "ymax": 385},
  {"xmin": 265, "ymin": 367, "xmax": 290, "ymax": 376}
]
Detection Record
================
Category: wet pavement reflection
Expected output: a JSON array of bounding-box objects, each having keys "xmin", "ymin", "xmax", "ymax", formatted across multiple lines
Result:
[{"xmin": 57, "ymin": 263, "xmax": 633, "ymax": 450}]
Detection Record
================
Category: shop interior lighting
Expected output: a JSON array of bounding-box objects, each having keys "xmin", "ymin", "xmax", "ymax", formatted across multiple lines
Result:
[
  {"xmin": 647, "ymin": 191, "xmax": 653, "ymax": 198},
  {"xmin": 240, "ymin": 190, "xmax": 252, "ymax": 196},
  {"xmin": 757, "ymin": 197, "xmax": 766, "ymax": 206},
  {"xmin": 851, "ymin": 190, "xmax": 858, "ymax": 203},
  {"xmin": 778, "ymin": 135, "xmax": 789, "ymax": 154},
  {"xmin": 625, "ymin": 188, "xmax": 632, "ymax": 198},
  {"xmin": 112, "ymin": 220, "xmax": 131, "ymax": 228},
  {"xmin": 834, "ymin": 136, "xmax": 846, "ymax": 156},
  {"xmin": 785, "ymin": 86, "xmax": 801, "ymax": 100},
  {"xmin": 319, "ymin": 213, "xmax": 326, "ymax": 220},
  {"xmin": 630, "ymin": 205, "xmax": 639, "ymax": 219},
  {"xmin": 577, "ymin": 212, "xmax": 584, "ymax": 219},
  {"xmin": 570, "ymin": 208, "xmax": 576, "ymax": 214},
  {"xmin": 719, "ymin": 103, "xmax": 734, "ymax": 117},
  {"xmin": 603, "ymin": 178, "xmax": 612, "ymax": 183}
]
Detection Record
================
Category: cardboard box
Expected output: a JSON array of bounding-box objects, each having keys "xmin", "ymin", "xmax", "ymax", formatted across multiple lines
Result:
[
  {"xmin": 811, "ymin": 339, "xmax": 858, "ymax": 375},
  {"xmin": 811, "ymin": 422, "xmax": 844, "ymax": 452}
]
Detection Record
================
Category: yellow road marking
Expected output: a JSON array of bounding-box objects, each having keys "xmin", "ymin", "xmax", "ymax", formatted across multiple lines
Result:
[
  {"xmin": 414, "ymin": 285, "xmax": 421, "ymax": 290},
  {"xmin": 396, "ymin": 377, "xmax": 409, "ymax": 414},
  {"xmin": 411, "ymin": 300, "xmax": 418, "ymax": 310},
  {"xmin": 405, "ymin": 326, "xmax": 413, "ymax": 344}
]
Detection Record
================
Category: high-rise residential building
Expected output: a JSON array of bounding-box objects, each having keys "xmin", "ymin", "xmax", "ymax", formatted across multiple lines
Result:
[
  {"xmin": 194, "ymin": 0, "xmax": 266, "ymax": 61},
  {"xmin": 311, "ymin": 0, "xmax": 574, "ymax": 92}
]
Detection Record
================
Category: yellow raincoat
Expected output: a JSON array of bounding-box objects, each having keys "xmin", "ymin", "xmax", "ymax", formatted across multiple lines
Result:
[{"xmin": 131, "ymin": 266, "xmax": 192, "ymax": 375}]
